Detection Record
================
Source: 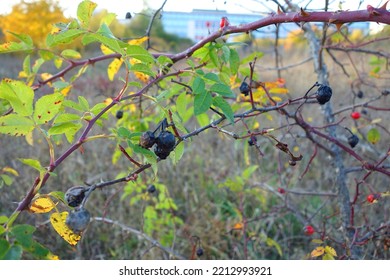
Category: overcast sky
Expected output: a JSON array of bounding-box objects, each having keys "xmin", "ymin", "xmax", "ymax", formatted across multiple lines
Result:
[{"xmin": 0, "ymin": 0, "xmax": 386, "ymax": 18}]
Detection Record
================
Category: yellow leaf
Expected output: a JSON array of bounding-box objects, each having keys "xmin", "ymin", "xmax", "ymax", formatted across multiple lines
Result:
[
  {"xmin": 29, "ymin": 196, "xmax": 57, "ymax": 213},
  {"xmin": 129, "ymin": 58, "xmax": 141, "ymax": 65},
  {"xmin": 128, "ymin": 36, "xmax": 148, "ymax": 45},
  {"xmin": 50, "ymin": 212, "xmax": 81, "ymax": 246},
  {"xmin": 107, "ymin": 58, "xmax": 123, "ymax": 81},
  {"xmin": 60, "ymin": 85, "xmax": 72, "ymax": 96},
  {"xmin": 272, "ymin": 96, "xmax": 282, "ymax": 102},
  {"xmin": 25, "ymin": 131, "xmax": 34, "ymax": 146},
  {"xmin": 269, "ymin": 87, "xmax": 289, "ymax": 94},
  {"xmin": 253, "ymin": 121, "xmax": 260, "ymax": 130},
  {"xmin": 325, "ymin": 246, "xmax": 337, "ymax": 257},
  {"xmin": 2, "ymin": 166, "xmax": 19, "ymax": 176},
  {"xmin": 100, "ymin": 43, "xmax": 114, "ymax": 55},
  {"xmin": 232, "ymin": 222, "xmax": 244, "ymax": 230},
  {"xmin": 311, "ymin": 239, "xmax": 324, "ymax": 244},
  {"xmin": 134, "ymin": 72, "xmax": 149, "ymax": 83},
  {"xmin": 311, "ymin": 246, "xmax": 325, "ymax": 257},
  {"xmin": 41, "ymin": 73, "xmax": 53, "ymax": 86},
  {"xmin": 104, "ymin": 97, "xmax": 113, "ymax": 105}
]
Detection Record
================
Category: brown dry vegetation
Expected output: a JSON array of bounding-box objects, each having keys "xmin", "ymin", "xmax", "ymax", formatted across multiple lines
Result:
[{"xmin": 0, "ymin": 31, "xmax": 389, "ymax": 259}]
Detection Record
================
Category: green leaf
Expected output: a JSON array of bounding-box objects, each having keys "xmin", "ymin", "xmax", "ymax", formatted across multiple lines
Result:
[
  {"xmin": 176, "ymin": 92, "xmax": 188, "ymax": 118},
  {"xmin": 132, "ymin": 143, "xmax": 157, "ymax": 164},
  {"xmin": 11, "ymin": 224, "xmax": 35, "ymax": 248},
  {"xmin": 130, "ymin": 63, "xmax": 155, "ymax": 77},
  {"xmin": 48, "ymin": 122, "xmax": 83, "ymax": 143},
  {"xmin": 367, "ymin": 128, "xmax": 380, "ymax": 144},
  {"xmin": 0, "ymin": 239, "xmax": 11, "ymax": 259},
  {"xmin": 172, "ymin": 141, "xmax": 184, "ymax": 165},
  {"xmin": 0, "ymin": 79, "xmax": 34, "ymax": 116},
  {"xmin": 39, "ymin": 50, "xmax": 55, "ymax": 61},
  {"xmin": 126, "ymin": 45, "xmax": 155, "ymax": 63},
  {"xmin": 61, "ymin": 49, "xmax": 81, "ymax": 59},
  {"xmin": 209, "ymin": 47, "xmax": 220, "ymax": 68},
  {"xmin": 210, "ymin": 83, "xmax": 235, "ymax": 97},
  {"xmin": 0, "ymin": 174, "xmax": 13, "ymax": 186},
  {"xmin": 78, "ymin": 96, "xmax": 90, "ymax": 111},
  {"xmin": 192, "ymin": 45, "xmax": 210, "ymax": 61},
  {"xmin": 221, "ymin": 45, "xmax": 230, "ymax": 63},
  {"xmin": 212, "ymin": 96, "xmax": 234, "ymax": 124},
  {"xmin": 32, "ymin": 58, "xmax": 45, "ymax": 73},
  {"xmin": 241, "ymin": 51, "xmax": 264, "ymax": 65},
  {"xmin": 3, "ymin": 245, "xmax": 22, "ymax": 260},
  {"xmin": 22, "ymin": 55, "xmax": 31, "ymax": 76},
  {"xmin": 196, "ymin": 113, "xmax": 210, "ymax": 127},
  {"xmin": 0, "ymin": 115, "xmax": 34, "ymax": 136},
  {"xmin": 48, "ymin": 122, "xmax": 81, "ymax": 135},
  {"xmin": 33, "ymin": 93, "xmax": 64, "ymax": 124},
  {"xmin": 157, "ymin": 55, "xmax": 173, "ymax": 66},
  {"xmin": 192, "ymin": 77, "xmax": 205, "ymax": 94},
  {"xmin": 266, "ymin": 237, "xmax": 283, "ymax": 257},
  {"xmin": 0, "ymin": 216, "xmax": 8, "ymax": 224},
  {"xmin": 77, "ymin": 0, "xmax": 97, "ymax": 28},
  {"xmin": 0, "ymin": 32, "xmax": 33, "ymax": 53},
  {"xmin": 194, "ymin": 90, "xmax": 212, "ymax": 115},
  {"xmin": 18, "ymin": 158, "xmax": 44, "ymax": 172},
  {"xmin": 242, "ymin": 165, "xmax": 259, "ymax": 180},
  {"xmin": 203, "ymin": 72, "xmax": 220, "ymax": 83},
  {"xmin": 46, "ymin": 29, "xmax": 86, "ymax": 47},
  {"xmin": 229, "ymin": 48, "xmax": 240, "ymax": 75}
]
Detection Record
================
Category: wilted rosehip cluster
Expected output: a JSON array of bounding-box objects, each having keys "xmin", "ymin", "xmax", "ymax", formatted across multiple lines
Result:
[
  {"xmin": 139, "ymin": 119, "xmax": 176, "ymax": 160},
  {"xmin": 64, "ymin": 186, "xmax": 91, "ymax": 233}
]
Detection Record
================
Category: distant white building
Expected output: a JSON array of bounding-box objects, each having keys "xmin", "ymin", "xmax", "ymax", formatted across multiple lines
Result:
[
  {"xmin": 161, "ymin": 9, "xmax": 263, "ymax": 41},
  {"xmin": 160, "ymin": 9, "xmax": 371, "ymax": 41}
]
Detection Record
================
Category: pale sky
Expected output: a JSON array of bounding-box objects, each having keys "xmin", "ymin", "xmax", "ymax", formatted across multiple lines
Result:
[{"xmin": 0, "ymin": 0, "xmax": 386, "ymax": 18}]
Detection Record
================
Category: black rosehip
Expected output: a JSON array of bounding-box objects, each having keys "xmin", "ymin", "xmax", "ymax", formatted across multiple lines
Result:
[
  {"xmin": 357, "ymin": 90, "xmax": 363, "ymax": 98},
  {"xmin": 239, "ymin": 81, "xmax": 250, "ymax": 96},
  {"xmin": 348, "ymin": 134, "xmax": 359, "ymax": 148},
  {"xmin": 147, "ymin": 184, "xmax": 156, "ymax": 193},
  {"xmin": 316, "ymin": 85, "xmax": 332, "ymax": 105},
  {"xmin": 65, "ymin": 186, "xmax": 87, "ymax": 207},
  {"xmin": 156, "ymin": 131, "xmax": 176, "ymax": 151},
  {"xmin": 116, "ymin": 110, "xmax": 124, "ymax": 119},
  {"xmin": 248, "ymin": 136, "xmax": 257, "ymax": 146},
  {"xmin": 196, "ymin": 247, "xmax": 204, "ymax": 257},
  {"xmin": 154, "ymin": 145, "xmax": 171, "ymax": 159},
  {"xmin": 66, "ymin": 207, "xmax": 91, "ymax": 233},
  {"xmin": 139, "ymin": 131, "xmax": 156, "ymax": 149}
]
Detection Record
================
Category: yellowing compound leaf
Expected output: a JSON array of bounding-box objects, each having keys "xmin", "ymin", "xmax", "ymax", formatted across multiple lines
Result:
[
  {"xmin": 269, "ymin": 87, "xmax": 289, "ymax": 94},
  {"xmin": 2, "ymin": 167, "xmax": 19, "ymax": 176},
  {"xmin": 29, "ymin": 196, "xmax": 57, "ymax": 213},
  {"xmin": 50, "ymin": 212, "xmax": 81, "ymax": 246},
  {"xmin": 325, "ymin": 246, "xmax": 337, "ymax": 257},
  {"xmin": 128, "ymin": 36, "xmax": 148, "ymax": 45},
  {"xmin": 107, "ymin": 58, "xmax": 123, "ymax": 81},
  {"xmin": 311, "ymin": 246, "xmax": 325, "ymax": 257},
  {"xmin": 100, "ymin": 43, "xmax": 114, "ymax": 55},
  {"xmin": 232, "ymin": 222, "xmax": 244, "ymax": 230}
]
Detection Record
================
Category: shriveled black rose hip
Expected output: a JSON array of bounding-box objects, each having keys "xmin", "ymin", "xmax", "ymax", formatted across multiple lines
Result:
[
  {"xmin": 154, "ymin": 145, "xmax": 171, "ymax": 159},
  {"xmin": 139, "ymin": 131, "xmax": 156, "ymax": 149},
  {"xmin": 65, "ymin": 186, "xmax": 87, "ymax": 207},
  {"xmin": 348, "ymin": 134, "xmax": 359, "ymax": 148},
  {"xmin": 357, "ymin": 90, "xmax": 363, "ymax": 98},
  {"xmin": 316, "ymin": 85, "xmax": 332, "ymax": 105},
  {"xmin": 239, "ymin": 81, "xmax": 250, "ymax": 96},
  {"xmin": 156, "ymin": 131, "xmax": 176, "ymax": 151}
]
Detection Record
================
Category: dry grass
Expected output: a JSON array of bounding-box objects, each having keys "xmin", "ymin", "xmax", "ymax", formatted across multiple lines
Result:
[{"xmin": 0, "ymin": 39, "xmax": 389, "ymax": 260}]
